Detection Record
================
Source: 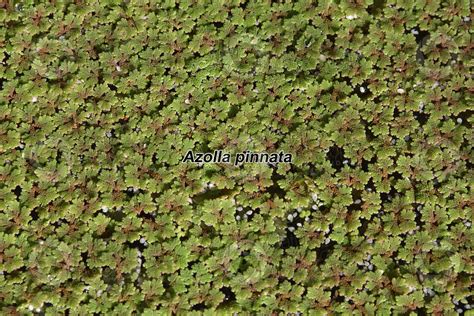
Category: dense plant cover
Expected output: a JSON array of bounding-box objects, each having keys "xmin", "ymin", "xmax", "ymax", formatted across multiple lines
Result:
[{"xmin": 0, "ymin": 0, "xmax": 473, "ymax": 314}]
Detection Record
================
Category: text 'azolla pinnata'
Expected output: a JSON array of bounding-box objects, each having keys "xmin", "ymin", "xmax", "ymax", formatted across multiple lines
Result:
[{"xmin": 181, "ymin": 150, "xmax": 292, "ymax": 166}]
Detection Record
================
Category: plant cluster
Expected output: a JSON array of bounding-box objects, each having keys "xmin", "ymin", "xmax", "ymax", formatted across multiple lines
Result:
[{"xmin": 0, "ymin": 0, "xmax": 472, "ymax": 315}]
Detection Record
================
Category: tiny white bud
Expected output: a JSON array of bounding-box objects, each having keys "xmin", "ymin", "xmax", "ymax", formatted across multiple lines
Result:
[
  {"xmin": 397, "ymin": 88, "xmax": 405, "ymax": 94},
  {"xmin": 235, "ymin": 215, "xmax": 241, "ymax": 221},
  {"xmin": 115, "ymin": 65, "xmax": 121, "ymax": 72},
  {"xmin": 411, "ymin": 29, "xmax": 419, "ymax": 35},
  {"xmin": 31, "ymin": 96, "xmax": 38, "ymax": 103},
  {"xmin": 457, "ymin": 118, "xmax": 463, "ymax": 124},
  {"xmin": 312, "ymin": 204, "xmax": 318, "ymax": 210},
  {"xmin": 354, "ymin": 199, "xmax": 362, "ymax": 204},
  {"xmin": 287, "ymin": 214, "xmax": 294, "ymax": 222},
  {"xmin": 237, "ymin": 206, "xmax": 243, "ymax": 212},
  {"xmin": 185, "ymin": 98, "xmax": 190, "ymax": 104},
  {"xmin": 319, "ymin": 54, "xmax": 327, "ymax": 62},
  {"xmin": 305, "ymin": 217, "xmax": 310, "ymax": 222},
  {"xmin": 102, "ymin": 206, "xmax": 109, "ymax": 212},
  {"xmin": 28, "ymin": 305, "xmax": 34, "ymax": 311},
  {"xmin": 359, "ymin": 87, "xmax": 366, "ymax": 93},
  {"xmin": 246, "ymin": 210, "xmax": 253, "ymax": 216},
  {"xmin": 463, "ymin": 16, "xmax": 471, "ymax": 22},
  {"xmin": 293, "ymin": 212, "xmax": 298, "ymax": 218},
  {"xmin": 296, "ymin": 222, "xmax": 302, "ymax": 227},
  {"xmin": 288, "ymin": 227, "xmax": 295, "ymax": 232},
  {"xmin": 140, "ymin": 237, "xmax": 146, "ymax": 244}
]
